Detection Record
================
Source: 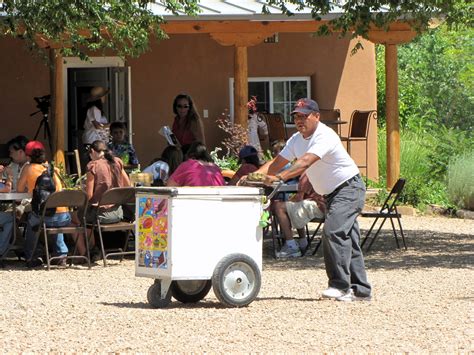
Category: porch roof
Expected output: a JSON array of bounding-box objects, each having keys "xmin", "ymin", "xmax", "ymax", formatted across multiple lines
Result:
[{"xmin": 149, "ymin": 0, "xmax": 385, "ymax": 21}]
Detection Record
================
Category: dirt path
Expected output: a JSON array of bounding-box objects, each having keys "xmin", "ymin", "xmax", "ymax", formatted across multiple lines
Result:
[{"xmin": 0, "ymin": 215, "xmax": 473, "ymax": 352}]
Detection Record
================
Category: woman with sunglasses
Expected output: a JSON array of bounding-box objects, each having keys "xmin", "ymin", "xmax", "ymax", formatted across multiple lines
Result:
[{"xmin": 171, "ymin": 94, "xmax": 205, "ymax": 155}]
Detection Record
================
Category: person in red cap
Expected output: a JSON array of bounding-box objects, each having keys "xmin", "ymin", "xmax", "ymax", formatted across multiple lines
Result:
[
  {"xmin": 17, "ymin": 140, "xmax": 71, "ymax": 268},
  {"xmin": 261, "ymin": 98, "xmax": 372, "ymax": 302}
]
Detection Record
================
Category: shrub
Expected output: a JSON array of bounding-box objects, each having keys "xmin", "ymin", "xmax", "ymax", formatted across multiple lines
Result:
[
  {"xmin": 448, "ymin": 151, "xmax": 474, "ymax": 210},
  {"xmin": 377, "ymin": 128, "xmax": 450, "ymax": 209}
]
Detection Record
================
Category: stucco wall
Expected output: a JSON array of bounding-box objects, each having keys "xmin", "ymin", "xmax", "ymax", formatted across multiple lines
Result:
[{"xmin": 0, "ymin": 32, "xmax": 378, "ymax": 179}]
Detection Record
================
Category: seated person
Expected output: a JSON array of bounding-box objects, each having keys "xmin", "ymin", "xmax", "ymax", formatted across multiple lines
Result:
[
  {"xmin": 107, "ymin": 122, "xmax": 139, "ymax": 166},
  {"xmin": 142, "ymin": 145, "xmax": 183, "ymax": 186},
  {"xmin": 77, "ymin": 140, "xmax": 131, "ymax": 258},
  {"xmin": 86, "ymin": 140, "xmax": 131, "ymax": 224},
  {"xmin": 273, "ymin": 173, "xmax": 326, "ymax": 258},
  {"xmin": 0, "ymin": 135, "xmax": 29, "ymax": 193},
  {"xmin": 229, "ymin": 145, "xmax": 262, "ymax": 185},
  {"xmin": 17, "ymin": 141, "xmax": 71, "ymax": 268},
  {"xmin": 167, "ymin": 142, "xmax": 224, "ymax": 187}
]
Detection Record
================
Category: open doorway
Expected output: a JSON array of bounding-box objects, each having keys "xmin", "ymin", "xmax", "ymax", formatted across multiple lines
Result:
[{"xmin": 64, "ymin": 59, "xmax": 130, "ymax": 172}]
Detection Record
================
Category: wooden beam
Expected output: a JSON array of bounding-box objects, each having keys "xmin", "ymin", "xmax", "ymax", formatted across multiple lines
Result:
[
  {"xmin": 161, "ymin": 20, "xmax": 325, "ymax": 34},
  {"xmin": 385, "ymin": 43, "xmax": 400, "ymax": 189},
  {"xmin": 210, "ymin": 32, "xmax": 273, "ymax": 47},
  {"xmin": 52, "ymin": 51, "xmax": 66, "ymax": 168},
  {"xmin": 368, "ymin": 29, "xmax": 417, "ymax": 44},
  {"xmin": 234, "ymin": 46, "xmax": 248, "ymax": 130}
]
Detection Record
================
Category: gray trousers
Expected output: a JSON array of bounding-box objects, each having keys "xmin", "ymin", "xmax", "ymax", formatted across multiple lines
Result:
[{"xmin": 322, "ymin": 174, "xmax": 372, "ymax": 297}]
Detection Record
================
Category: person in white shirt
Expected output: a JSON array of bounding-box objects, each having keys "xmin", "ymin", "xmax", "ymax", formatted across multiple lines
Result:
[
  {"xmin": 263, "ymin": 98, "xmax": 371, "ymax": 302},
  {"xmin": 246, "ymin": 96, "xmax": 269, "ymax": 160},
  {"xmin": 83, "ymin": 86, "xmax": 110, "ymax": 147}
]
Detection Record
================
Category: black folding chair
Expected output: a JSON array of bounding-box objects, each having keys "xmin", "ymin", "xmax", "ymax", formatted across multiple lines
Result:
[
  {"xmin": 360, "ymin": 178, "xmax": 407, "ymax": 251},
  {"xmin": 89, "ymin": 187, "xmax": 136, "ymax": 267},
  {"xmin": 38, "ymin": 190, "xmax": 90, "ymax": 270},
  {"xmin": 304, "ymin": 216, "xmax": 325, "ymax": 255}
]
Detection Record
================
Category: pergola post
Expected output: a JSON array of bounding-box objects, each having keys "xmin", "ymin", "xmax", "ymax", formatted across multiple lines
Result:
[
  {"xmin": 385, "ymin": 44, "xmax": 400, "ymax": 188},
  {"xmin": 52, "ymin": 51, "xmax": 65, "ymax": 167},
  {"xmin": 234, "ymin": 46, "xmax": 248, "ymax": 129}
]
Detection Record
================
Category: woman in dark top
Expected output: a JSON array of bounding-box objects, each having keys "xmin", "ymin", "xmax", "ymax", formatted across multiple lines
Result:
[{"xmin": 171, "ymin": 94, "xmax": 205, "ymax": 155}]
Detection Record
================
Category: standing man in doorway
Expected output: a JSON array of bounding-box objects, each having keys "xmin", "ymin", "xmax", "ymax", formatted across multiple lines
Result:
[{"xmin": 263, "ymin": 98, "xmax": 371, "ymax": 302}]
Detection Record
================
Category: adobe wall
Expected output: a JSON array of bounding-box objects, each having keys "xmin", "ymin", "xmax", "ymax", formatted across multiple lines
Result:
[{"xmin": 0, "ymin": 32, "xmax": 378, "ymax": 179}]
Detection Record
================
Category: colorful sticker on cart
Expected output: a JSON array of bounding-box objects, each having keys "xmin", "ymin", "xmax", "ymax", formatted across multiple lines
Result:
[{"xmin": 137, "ymin": 197, "xmax": 168, "ymax": 269}]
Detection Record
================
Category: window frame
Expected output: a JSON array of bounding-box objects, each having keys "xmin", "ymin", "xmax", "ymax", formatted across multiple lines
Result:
[{"xmin": 229, "ymin": 76, "xmax": 311, "ymax": 126}]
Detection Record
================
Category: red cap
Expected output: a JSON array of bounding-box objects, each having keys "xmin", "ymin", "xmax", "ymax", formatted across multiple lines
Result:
[{"xmin": 25, "ymin": 141, "xmax": 45, "ymax": 156}]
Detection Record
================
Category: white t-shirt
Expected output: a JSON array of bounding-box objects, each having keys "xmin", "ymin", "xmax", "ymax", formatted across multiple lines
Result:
[
  {"xmin": 83, "ymin": 106, "xmax": 109, "ymax": 145},
  {"xmin": 247, "ymin": 113, "xmax": 268, "ymax": 156},
  {"xmin": 279, "ymin": 122, "xmax": 359, "ymax": 195}
]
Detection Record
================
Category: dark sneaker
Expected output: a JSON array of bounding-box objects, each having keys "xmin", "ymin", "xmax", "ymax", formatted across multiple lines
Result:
[{"xmin": 26, "ymin": 258, "xmax": 43, "ymax": 269}]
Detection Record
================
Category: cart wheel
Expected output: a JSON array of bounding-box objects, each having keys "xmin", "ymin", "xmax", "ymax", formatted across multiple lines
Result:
[
  {"xmin": 171, "ymin": 280, "xmax": 212, "ymax": 303},
  {"xmin": 147, "ymin": 280, "xmax": 172, "ymax": 308},
  {"xmin": 212, "ymin": 253, "xmax": 261, "ymax": 307}
]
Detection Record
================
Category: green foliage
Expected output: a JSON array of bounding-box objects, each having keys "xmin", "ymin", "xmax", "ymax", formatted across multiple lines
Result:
[
  {"xmin": 56, "ymin": 162, "xmax": 85, "ymax": 190},
  {"xmin": 447, "ymin": 151, "xmax": 474, "ymax": 210},
  {"xmin": 377, "ymin": 128, "xmax": 451, "ymax": 209},
  {"xmin": 1, "ymin": 0, "xmax": 199, "ymax": 63},
  {"xmin": 210, "ymin": 147, "xmax": 240, "ymax": 172},
  {"xmin": 425, "ymin": 126, "xmax": 474, "ymax": 178},
  {"xmin": 265, "ymin": 0, "xmax": 471, "ymax": 40},
  {"xmin": 376, "ymin": 25, "xmax": 474, "ymax": 132}
]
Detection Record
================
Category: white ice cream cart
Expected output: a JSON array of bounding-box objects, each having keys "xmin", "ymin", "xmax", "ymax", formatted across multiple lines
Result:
[{"xmin": 135, "ymin": 186, "xmax": 266, "ymax": 308}]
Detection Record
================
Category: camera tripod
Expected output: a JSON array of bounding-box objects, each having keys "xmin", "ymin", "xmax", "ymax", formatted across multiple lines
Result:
[{"xmin": 31, "ymin": 111, "xmax": 53, "ymax": 153}]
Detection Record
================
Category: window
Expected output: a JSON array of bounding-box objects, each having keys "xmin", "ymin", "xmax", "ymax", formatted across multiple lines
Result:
[{"xmin": 229, "ymin": 77, "xmax": 311, "ymax": 124}]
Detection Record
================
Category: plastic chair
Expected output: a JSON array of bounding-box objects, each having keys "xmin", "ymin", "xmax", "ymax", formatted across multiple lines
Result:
[
  {"xmin": 90, "ymin": 187, "xmax": 136, "ymax": 267},
  {"xmin": 319, "ymin": 108, "xmax": 342, "ymax": 135},
  {"xmin": 38, "ymin": 190, "xmax": 90, "ymax": 270},
  {"xmin": 340, "ymin": 110, "xmax": 376, "ymax": 181},
  {"xmin": 260, "ymin": 113, "xmax": 287, "ymax": 144},
  {"xmin": 360, "ymin": 178, "xmax": 407, "ymax": 251}
]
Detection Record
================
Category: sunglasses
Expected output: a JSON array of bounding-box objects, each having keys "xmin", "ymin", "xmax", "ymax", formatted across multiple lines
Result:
[{"xmin": 177, "ymin": 104, "xmax": 190, "ymax": 109}]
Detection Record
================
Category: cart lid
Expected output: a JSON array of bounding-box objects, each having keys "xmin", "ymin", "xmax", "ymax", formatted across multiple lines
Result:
[{"xmin": 135, "ymin": 186, "xmax": 264, "ymax": 196}]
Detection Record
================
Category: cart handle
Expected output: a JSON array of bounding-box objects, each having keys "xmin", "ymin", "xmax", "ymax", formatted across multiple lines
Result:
[{"xmin": 262, "ymin": 181, "xmax": 284, "ymax": 209}]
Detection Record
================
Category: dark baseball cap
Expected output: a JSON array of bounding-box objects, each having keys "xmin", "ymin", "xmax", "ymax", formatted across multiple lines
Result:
[
  {"xmin": 291, "ymin": 98, "xmax": 320, "ymax": 115},
  {"xmin": 239, "ymin": 145, "xmax": 258, "ymax": 160}
]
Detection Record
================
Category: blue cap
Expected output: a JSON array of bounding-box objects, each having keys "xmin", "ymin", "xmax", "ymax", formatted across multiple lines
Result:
[
  {"xmin": 291, "ymin": 98, "xmax": 320, "ymax": 115},
  {"xmin": 239, "ymin": 145, "xmax": 258, "ymax": 159}
]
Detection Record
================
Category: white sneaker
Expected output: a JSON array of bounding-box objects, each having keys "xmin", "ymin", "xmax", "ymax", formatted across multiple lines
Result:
[
  {"xmin": 336, "ymin": 289, "xmax": 372, "ymax": 302},
  {"xmin": 321, "ymin": 287, "xmax": 345, "ymax": 299},
  {"xmin": 276, "ymin": 244, "xmax": 302, "ymax": 258}
]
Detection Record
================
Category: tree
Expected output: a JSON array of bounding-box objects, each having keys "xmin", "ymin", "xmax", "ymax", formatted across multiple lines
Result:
[
  {"xmin": 265, "ymin": 0, "xmax": 471, "ymax": 40},
  {"xmin": 0, "ymin": 0, "xmax": 199, "ymax": 62}
]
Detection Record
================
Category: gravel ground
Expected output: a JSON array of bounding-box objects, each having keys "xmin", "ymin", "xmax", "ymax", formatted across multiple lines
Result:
[{"xmin": 0, "ymin": 215, "xmax": 473, "ymax": 353}]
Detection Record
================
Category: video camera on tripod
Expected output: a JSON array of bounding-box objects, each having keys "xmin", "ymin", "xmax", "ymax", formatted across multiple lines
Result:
[
  {"xmin": 32, "ymin": 94, "xmax": 51, "ymax": 116},
  {"xmin": 30, "ymin": 94, "xmax": 53, "ymax": 152}
]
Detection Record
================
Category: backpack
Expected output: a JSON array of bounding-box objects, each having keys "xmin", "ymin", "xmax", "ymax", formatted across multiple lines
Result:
[{"xmin": 31, "ymin": 163, "xmax": 57, "ymax": 217}]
